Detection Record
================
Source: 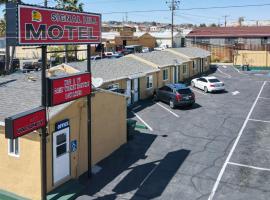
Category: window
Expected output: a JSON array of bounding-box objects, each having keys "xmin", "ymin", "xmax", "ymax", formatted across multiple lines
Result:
[
  {"xmin": 164, "ymin": 86, "xmax": 172, "ymax": 92},
  {"xmin": 146, "ymin": 75, "xmax": 153, "ymax": 89},
  {"xmin": 177, "ymin": 88, "xmax": 192, "ymax": 94},
  {"xmin": 201, "ymin": 78, "xmax": 207, "ymax": 83},
  {"xmin": 107, "ymin": 83, "xmax": 120, "ymax": 89},
  {"xmin": 8, "ymin": 138, "xmax": 19, "ymax": 157},
  {"xmin": 183, "ymin": 64, "xmax": 188, "ymax": 74},
  {"xmin": 208, "ymin": 79, "xmax": 220, "ymax": 83},
  {"xmin": 163, "ymin": 69, "xmax": 169, "ymax": 81},
  {"xmin": 56, "ymin": 133, "xmax": 67, "ymax": 157}
]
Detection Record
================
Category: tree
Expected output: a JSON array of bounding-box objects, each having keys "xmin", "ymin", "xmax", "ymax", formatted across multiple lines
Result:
[
  {"xmin": 199, "ymin": 23, "xmax": 206, "ymax": 27},
  {"xmin": 1, "ymin": 0, "xmax": 18, "ymax": 74},
  {"xmin": 56, "ymin": 0, "xmax": 83, "ymax": 12},
  {"xmin": 56, "ymin": 0, "xmax": 84, "ymax": 62},
  {"xmin": 209, "ymin": 23, "xmax": 217, "ymax": 27},
  {"xmin": 0, "ymin": 19, "xmax": 5, "ymax": 37},
  {"xmin": 238, "ymin": 17, "xmax": 245, "ymax": 27}
]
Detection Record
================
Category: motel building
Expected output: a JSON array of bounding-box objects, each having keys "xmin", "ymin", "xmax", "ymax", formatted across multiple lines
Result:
[
  {"xmin": 0, "ymin": 65, "xmax": 127, "ymax": 200},
  {"xmin": 0, "ymin": 3, "xmax": 119, "ymax": 199}
]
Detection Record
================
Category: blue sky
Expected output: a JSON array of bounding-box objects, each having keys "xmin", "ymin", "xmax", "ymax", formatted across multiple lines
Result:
[{"xmin": 3, "ymin": 0, "xmax": 270, "ymax": 24}]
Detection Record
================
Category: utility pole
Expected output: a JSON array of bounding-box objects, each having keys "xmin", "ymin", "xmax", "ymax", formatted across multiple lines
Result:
[
  {"xmin": 40, "ymin": 3, "xmax": 48, "ymax": 200},
  {"xmin": 223, "ymin": 15, "xmax": 229, "ymax": 27},
  {"xmin": 125, "ymin": 12, "xmax": 128, "ymax": 23},
  {"xmin": 166, "ymin": 0, "xmax": 180, "ymax": 48},
  {"xmin": 44, "ymin": 0, "xmax": 48, "ymax": 7}
]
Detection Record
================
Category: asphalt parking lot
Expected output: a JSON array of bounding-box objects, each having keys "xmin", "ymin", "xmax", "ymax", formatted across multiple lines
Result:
[{"xmin": 76, "ymin": 66, "xmax": 270, "ymax": 200}]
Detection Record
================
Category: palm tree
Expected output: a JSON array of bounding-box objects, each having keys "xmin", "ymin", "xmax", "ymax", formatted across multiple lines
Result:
[
  {"xmin": 56, "ymin": 0, "xmax": 83, "ymax": 12},
  {"xmin": 56, "ymin": 0, "xmax": 84, "ymax": 62},
  {"xmin": 1, "ymin": 0, "xmax": 18, "ymax": 74}
]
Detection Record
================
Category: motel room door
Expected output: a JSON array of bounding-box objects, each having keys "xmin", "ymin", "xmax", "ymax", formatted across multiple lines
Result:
[
  {"xmin": 126, "ymin": 80, "xmax": 132, "ymax": 106},
  {"xmin": 174, "ymin": 66, "xmax": 179, "ymax": 83},
  {"xmin": 53, "ymin": 127, "xmax": 70, "ymax": 184},
  {"xmin": 132, "ymin": 78, "xmax": 139, "ymax": 103}
]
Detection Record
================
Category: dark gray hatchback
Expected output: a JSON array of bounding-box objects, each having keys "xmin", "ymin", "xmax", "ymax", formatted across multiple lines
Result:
[{"xmin": 154, "ymin": 84, "xmax": 195, "ymax": 109}]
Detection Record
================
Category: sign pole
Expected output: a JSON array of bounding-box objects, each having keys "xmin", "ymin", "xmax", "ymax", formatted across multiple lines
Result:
[
  {"xmin": 87, "ymin": 44, "xmax": 92, "ymax": 178},
  {"xmin": 41, "ymin": 45, "xmax": 47, "ymax": 200}
]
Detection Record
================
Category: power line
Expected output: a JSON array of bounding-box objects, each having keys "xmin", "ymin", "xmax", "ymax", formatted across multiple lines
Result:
[{"xmin": 102, "ymin": 3, "xmax": 270, "ymax": 14}]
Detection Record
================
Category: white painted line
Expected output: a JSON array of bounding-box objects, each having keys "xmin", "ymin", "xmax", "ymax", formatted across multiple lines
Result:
[
  {"xmin": 132, "ymin": 111, "xmax": 153, "ymax": 131},
  {"xmin": 208, "ymin": 81, "xmax": 267, "ymax": 200},
  {"xmin": 132, "ymin": 105, "xmax": 142, "ymax": 110},
  {"xmin": 191, "ymin": 88, "xmax": 207, "ymax": 96},
  {"xmin": 249, "ymin": 119, "xmax": 270, "ymax": 123},
  {"xmin": 232, "ymin": 66, "xmax": 247, "ymax": 75},
  {"xmin": 140, "ymin": 163, "xmax": 159, "ymax": 186},
  {"xmin": 218, "ymin": 68, "xmax": 232, "ymax": 78},
  {"xmin": 232, "ymin": 91, "xmax": 240, "ymax": 96},
  {"xmin": 259, "ymin": 97, "xmax": 270, "ymax": 100},
  {"xmin": 222, "ymin": 65, "xmax": 227, "ymax": 69},
  {"xmin": 228, "ymin": 162, "xmax": 270, "ymax": 172},
  {"xmin": 156, "ymin": 103, "xmax": 180, "ymax": 118}
]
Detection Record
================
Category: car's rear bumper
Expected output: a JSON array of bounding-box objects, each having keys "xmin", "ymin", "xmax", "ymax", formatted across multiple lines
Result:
[
  {"xmin": 175, "ymin": 99, "xmax": 195, "ymax": 106},
  {"xmin": 209, "ymin": 87, "xmax": 225, "ymax": 92}
]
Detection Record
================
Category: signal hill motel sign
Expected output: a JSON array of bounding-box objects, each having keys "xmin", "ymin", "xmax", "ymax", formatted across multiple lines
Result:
[{"xmin": 5, "ymin": 3, "xmax": 101, "ymax": 139}]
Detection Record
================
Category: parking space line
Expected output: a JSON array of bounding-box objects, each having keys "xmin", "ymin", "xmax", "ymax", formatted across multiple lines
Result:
[
  {"xmin": 208, "ymin": 81, "xmax": 267, "ymax": 200},
  {"xmin": 217, "ymin": 68, "xmax": 232, "ymax": 78},
  {"xmin": 231, "ymin": 66, "xmax": 248, "ymax": 75},
  {"xmin": 249, "ymin": 119, "xmax": 270, "ymax": 123},
  {"xmin": 190, "ymin": 88, "xmax": 207, "ymax": 96},
  {"xmin": 228, "ymin": 162, "xmax": 270, "ymax": 172},
  {"xmin": 131, "ymin": 111, "xmax": 153, "ymax": 131},
  {"xmin": 132, "ymin": 105, "xmax": 142, "ymax": 110},
  {"xmin": 156, "ymin": 103, "xmax": 180, "ymax": 118},
  {"xmin": 259, "ymin": 97, "xmax": 270, "ymax": 100}
]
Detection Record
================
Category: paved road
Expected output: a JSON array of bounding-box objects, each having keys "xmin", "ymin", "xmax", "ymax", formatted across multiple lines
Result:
[{"xmin": 76, "ymin": 67, "xmax": 270, "ymax": 200}]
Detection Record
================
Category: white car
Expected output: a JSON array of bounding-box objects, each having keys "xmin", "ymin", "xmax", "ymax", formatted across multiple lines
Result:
[{"xmin": 191, "ymin": 76, "xmax": 225, "ymax": 93}]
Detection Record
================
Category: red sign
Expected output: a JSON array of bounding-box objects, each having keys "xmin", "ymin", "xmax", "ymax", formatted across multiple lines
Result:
[
  {"xmin": 47, "ymin": 72, "xmax": 92, "ymax": 106},
  {"xmin": 5, "ymin": 107, "xmax": 46, "ymax": 139},
  {"xmin": 7, "ymin": 3, "xmax": 101, "ymax": 45}
]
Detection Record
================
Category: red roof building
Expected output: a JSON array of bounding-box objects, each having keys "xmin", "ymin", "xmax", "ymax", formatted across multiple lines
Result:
[
  {"xmin": 186, "ymin": 26, "xmax": 270, "ymax": 62},
  {"xmin": 187, "ymin": 26, "xmax": 270, "ymax": 38}
]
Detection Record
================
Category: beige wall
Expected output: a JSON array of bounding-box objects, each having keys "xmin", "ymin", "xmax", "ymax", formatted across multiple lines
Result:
[
  {"xmin": 91, "ymin": 91, "xmax": 127, "ymax": 164},
  {"xmin": 0, "ymin": 91, "xmax": 127, "ymax": 199},
  {"xmin": 234, "ymin": 50, "xmax": 270, "ymax": 67},
  {"xmin": 139, "ymin": 72, "xmax": 158, "ymax": 99},
  {"xmin": 138, "ymin": 34, "xmax": 156, "ymax": 48},
  {"xmin": 0, "ymin": 126, "xmax": 42, "ymax": 200},
  {"xmin": 101, "ymin": 79, "xmax": 127, "ymax": 90},
  {"xmin": 157, "ymin": 67, "xmax": 172, "ymax": 88},
  {"xmin": 46, "ymin": 100, "xmax": 88, "ymax": 192}
]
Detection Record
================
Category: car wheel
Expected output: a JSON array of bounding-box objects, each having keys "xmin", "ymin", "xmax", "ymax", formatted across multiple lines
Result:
[
  {"xmin": 204, "ymin": 86, "xmax": 208, "ymax": 93},
  {"xmin": 169, "ymin": 99, "xmax": 175, "ymax": 109},
  {"xmin": 191, "ymin": 81, "xmax": 195, "ymax": 87}
]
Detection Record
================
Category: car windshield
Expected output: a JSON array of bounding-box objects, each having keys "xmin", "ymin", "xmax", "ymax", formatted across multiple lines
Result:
[
  {"xmin": 208, "ymin": 79, "xmax": 220, "ymax": 83},
  {"xmin": 177, "ymin": 88, "xmax": 192, "ymax": 94}
]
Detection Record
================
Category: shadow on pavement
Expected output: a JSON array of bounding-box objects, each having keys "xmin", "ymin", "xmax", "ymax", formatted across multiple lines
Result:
[
  {"xmin": 130, "ymin": 149, "xmax": 190, "ymax": 199},
  {"xmin": 176, "ymin": 103, "xmax": 202, "ymax": 110},
  {"xmin": 127, "ymin": 100, "xmax": 156, "ymax": 118},
  {"xmin": 90, "ymin": 149, "xmax": 190, "ymax": 200},
  {"xmin": 78, "ymin": 129, "xmax": 157, "ymax": 198}
]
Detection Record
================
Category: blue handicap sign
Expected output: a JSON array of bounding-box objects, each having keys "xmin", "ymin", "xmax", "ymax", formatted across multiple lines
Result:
[{"xmin": 70, "ymin": 140, "xmax": 77, "ymax": 153}]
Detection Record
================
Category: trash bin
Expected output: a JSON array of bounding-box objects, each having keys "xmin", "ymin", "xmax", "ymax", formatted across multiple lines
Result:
[{"xmin": 127, "ymin": 119, "xmax": 136, "ymax": 140}]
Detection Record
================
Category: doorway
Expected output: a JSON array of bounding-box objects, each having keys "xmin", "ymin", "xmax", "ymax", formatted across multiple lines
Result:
[{"xmin": 53, "ymin": 127, "xmax": 70, "ymax": 184}]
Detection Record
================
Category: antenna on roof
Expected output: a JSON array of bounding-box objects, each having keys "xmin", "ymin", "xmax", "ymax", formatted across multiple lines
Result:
[{"xmin": 92, "ymin": 77, "xmax": 103, "ymax": 88}]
